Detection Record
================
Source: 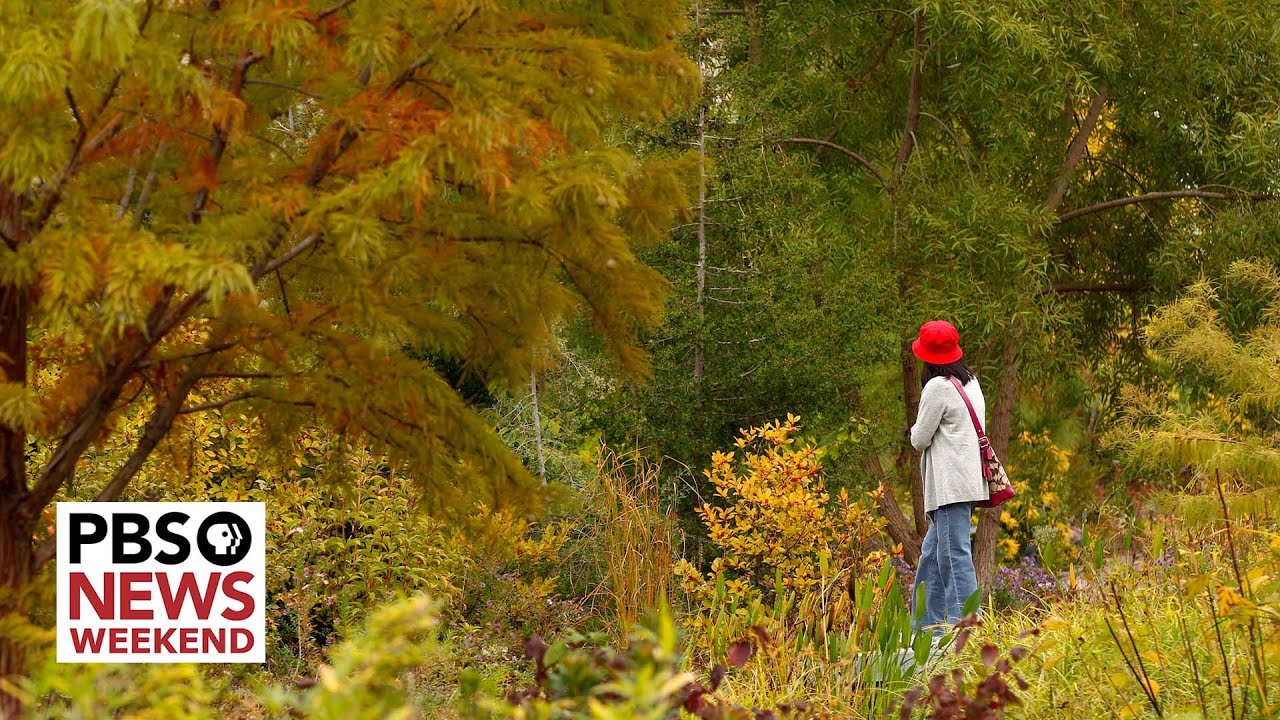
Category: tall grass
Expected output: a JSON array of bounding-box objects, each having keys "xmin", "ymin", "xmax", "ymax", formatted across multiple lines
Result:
[
  {"xmin": 679, "ymin": 561, "xmax": 951, "ymax": 718},
  {"xmin": 591, "ymin": 448, "xmax": 678, "ymax": 637},
  {"xmin": 980, "ymin": 481, "xmax": 1280, "ymax": 720}
]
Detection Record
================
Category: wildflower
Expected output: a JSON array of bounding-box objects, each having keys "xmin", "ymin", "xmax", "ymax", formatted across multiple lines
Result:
[
  {"xmin": 999, "ymin": 538, "xmax": 1020, "ymax": 560},
  {"xmin": 1000, "ymin": 511, "xmax": 1018, "ymax": 530}
]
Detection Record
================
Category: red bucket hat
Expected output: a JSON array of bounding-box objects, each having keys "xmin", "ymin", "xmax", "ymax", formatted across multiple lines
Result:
[{"xmin": 912, "ymin": 320, "xmax": 963, "ymax": 365}]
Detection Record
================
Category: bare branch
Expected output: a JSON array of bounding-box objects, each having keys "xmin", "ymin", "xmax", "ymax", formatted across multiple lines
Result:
[
  {"xmin": 1058, "ymin": 188, "xmax": 1280, "ymax": 223},
  {"xmin": 138, "ymin": 342, "xmax": 236, "ymax": 367},
  {"xmin": 920, "ymin": 111, "xmax": 976, "ymax": 186},
  {"xmin": 196, "ymin": 371, "xmax": 278, "ymax": 380},
  {"xmin": 1037, "ymin": 283, "xmax": 1153, "ymax": 296},
  {"xmin": 892, "ymin": 10, "xmax": 924, "ymax": 180},
  {"xmin": 774, "ymin": 137, "xmax": 889, "ymax": 189},
  {"xmin": 177, "ymin": 392, "xmax": 257, "ymax": 415},
  {"xmin": 848, "ymin": 17, "xmax": 903, "ymax": 94},
  {"xmin": 1045, "ymin": 85, "xmax": 1109, "ymax": 212}
]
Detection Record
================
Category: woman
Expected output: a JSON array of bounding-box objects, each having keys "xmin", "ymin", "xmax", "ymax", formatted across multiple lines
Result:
[{"xmin": 908, "ymin": 319, "xmax": 987, "ymax": 636}]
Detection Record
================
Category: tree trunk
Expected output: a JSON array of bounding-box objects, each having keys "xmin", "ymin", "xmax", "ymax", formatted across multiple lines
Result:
[
  {"xmin": 530, "ymin": 369, "xmax": 546, "ymax": 483},
  {"xmin": 866, "ymin": 452, "xmax": 922, "ymax": 564},
  {"xmin": 692, "ymin": 3, "xmax": 707, "ymax": 384},
  {"xmin": 744, "ymin": 0, "xmax": 762, "ymax": 64},
  {"xmin": 899, "ymin": 340, "xmax": 926, "ymax": 535},
  {"xmin": 0, "ymin": 517, "xmax": 32, "ymax": 720},
  {"xmin": 0, "ymin": 276, "xmax": 31, "ymax": 719},
  {"xmin": 972, "ymin": 336, "xmax": 1020, "ymax": 592}
]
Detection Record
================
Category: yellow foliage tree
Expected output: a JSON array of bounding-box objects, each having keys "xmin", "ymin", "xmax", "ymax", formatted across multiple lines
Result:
[{"xmin": 0, "ymin": 0, "xmax": 698, "ymax": 709}]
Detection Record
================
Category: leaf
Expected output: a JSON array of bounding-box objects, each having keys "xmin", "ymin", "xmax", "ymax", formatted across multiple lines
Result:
[
  {"xmin": 727, "ymin": 639, "xmax": 754, "ymax": 668},
  {"xmin": 1040, "ymin": 616, "xmax": 1070, "ymax": 632},
  {"xmin": 750, "ymin": 625, "xmax": 771, "ymax": 648},
  {"xmin": 72, "ymin": 0, "xmax": 139, "ymax": 67},
  {"xmin": 980, "ymin": 644, "xmax": 999, "ymax": 667},
  {"xmin": 544, "ymin": 638, "xmax": 570, "ymax": 668},
  {"xmin": 1141, "ymin": 677, "xmax": 1162, "ymax": 696},
  {"xmin": 523, "ymin": 634, "xmax": 549, "ymax": 677},
  {"xmin": 709, "ymin": 664, "xmax": 726, "ymax": 691}
]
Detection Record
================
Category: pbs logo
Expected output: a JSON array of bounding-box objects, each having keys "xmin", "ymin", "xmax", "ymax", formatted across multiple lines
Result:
[
  {"xmin": 196, "ymin": 512, "xmax": 253, "ymax": 566},
  {"xmin": 67, "ymin": 509, "xmax": 254, "ymax": 567}
]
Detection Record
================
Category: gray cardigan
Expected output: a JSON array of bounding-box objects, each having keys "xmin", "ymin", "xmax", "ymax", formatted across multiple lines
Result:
[{"xmin": 909, "ymin": 375, "xmax": 988, "ymax": 513}]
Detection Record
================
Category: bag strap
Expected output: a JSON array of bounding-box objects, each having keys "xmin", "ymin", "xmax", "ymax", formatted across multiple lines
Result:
[{"xmin": 946, "ymin": 376, "xmax": 990, "ymax": 449}]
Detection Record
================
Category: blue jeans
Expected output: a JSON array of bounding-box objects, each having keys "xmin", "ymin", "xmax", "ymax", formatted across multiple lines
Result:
[{"xmin": 912, "ymin": 501, "xmax": 978, "ymax": 635}]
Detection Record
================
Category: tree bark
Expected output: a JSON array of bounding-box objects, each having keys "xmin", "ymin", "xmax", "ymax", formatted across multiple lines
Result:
[
  {"xmin": 899, "ymin": 340, "xmax": 926, "ymax": 535},
  {"xmin": 866, "ymin": 453, "xmax": 922, "ymax": 564},
  {"xmin": 972, "ymin": 336, "xmax": 1020, "ymax": 592},
  {"xmin": 693, "ymin": 3, "xmax": 707, "ymax": 384},
  {"xmin": 0, "ymin": 271, "xmax": 31, "ymax": 719},
  {"xmin": 0, "ymin": 516, "xmax": 32, "ymax": 720},
  {"xmin": 530, "ymin": 369, "xmax": 546, "ymax": 483}
]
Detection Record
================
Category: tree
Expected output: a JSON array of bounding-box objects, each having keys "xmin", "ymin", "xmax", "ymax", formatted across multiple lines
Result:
[
  {"xmin": 0, "ymin": 0, "xmax": 698, "ymax": 712},
  {"xmin": 1108, "ymin": 260, "xmax": 1280, "ymax": 485},
  {"xmin": 605, "ymin": 0, "xmax": 1280, "ymax": 588}
]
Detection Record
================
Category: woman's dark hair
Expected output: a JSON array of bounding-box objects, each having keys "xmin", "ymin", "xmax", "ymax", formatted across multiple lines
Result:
[{"xmin": 921, "ymin": 360, "xmax": 975, "ymax": 389}]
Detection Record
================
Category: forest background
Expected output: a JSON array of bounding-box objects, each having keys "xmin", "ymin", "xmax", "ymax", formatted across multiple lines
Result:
[{"xmin": 3, "ymin": 1, "xmax": 1280, "ymax": 719}]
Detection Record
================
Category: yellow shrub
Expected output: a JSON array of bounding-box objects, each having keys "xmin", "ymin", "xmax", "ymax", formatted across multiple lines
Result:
[{"xmin": 680, "ymin": 415, "xmax": 886, "ymax": 604}]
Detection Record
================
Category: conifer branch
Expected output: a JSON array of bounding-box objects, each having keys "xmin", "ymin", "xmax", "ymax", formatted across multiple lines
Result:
[
  {"xmin": 250, "ymin": 133, "xmax": 298, "ymax": 161},
  {"xmin": 130, "ymin": 142, "xmax": 165, "ymax": 226},
  {"xmin": 115, "ymin": 152, "xmax": 141, "ymax": 220},
  {"xmin": 137, "ymin": 342, "xmax": 238, "ymax": 367},
  {"xmin": 64, "ymin": 88, "xmax": 85, "ymax": 136},
  {"xmin": 26, "ymin": 3, "xmax": 155, "ymax": 236},
  {"xmin": 315, "ymin": 0, "xmax": 356, "ymax": 20},
  {"xmin": 302, "ymin": 126, "xmax": 359, "ymax": 187},
  {"xmin": 190, "ymin": 49, "xmax": 264, "ymax": 222},
  {"xmin": 1058, "ymin": 188, "xmax": 1280, "ymax": 223},
  {"xmin": 30, "ymin": 80, "xmax": 123, "ymax": 233},
  {"xmin": 90, "ymin": 366, "xmax": 207, "ymax": 506},
  {"xmin": 255, "ymin": 234, "xmax": 319, "ymax": 279},
  {"xmin": 34, "ymin": 226, "xmax": 315, "ymax": 510},
  {"xmin": 177, "ymin": 392, "xmax": 258, "ymax": 415},
  {"xmin": 389, "ymin": 6, "xmax": 481, "ymax": 93},
  {"xmin": 243, "ymin": 79, "xmax": 323, "ymax": 99},
  {"xmin": 196, "ymin": 371, "xmax": 279, "ymax": 380},
  {"xmin": 276, "ymin": 270, "xmax": 292, "ymax": 316}
]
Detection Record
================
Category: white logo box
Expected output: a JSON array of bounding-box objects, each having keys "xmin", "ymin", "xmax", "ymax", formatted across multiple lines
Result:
[{"xmin": 56, "ymin": 502, "xmax": 265, "ymax": 663}]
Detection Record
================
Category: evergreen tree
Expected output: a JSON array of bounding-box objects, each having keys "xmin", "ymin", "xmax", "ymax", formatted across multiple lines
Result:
[{"xmin": 0, "ymin": 0, "xmax": 697, "ymax": 710}]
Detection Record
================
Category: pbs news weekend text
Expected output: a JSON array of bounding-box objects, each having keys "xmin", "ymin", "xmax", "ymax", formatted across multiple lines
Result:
[{"xmin": 56, "ymin": 502, "xmax": 265, "ymax": 663}]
